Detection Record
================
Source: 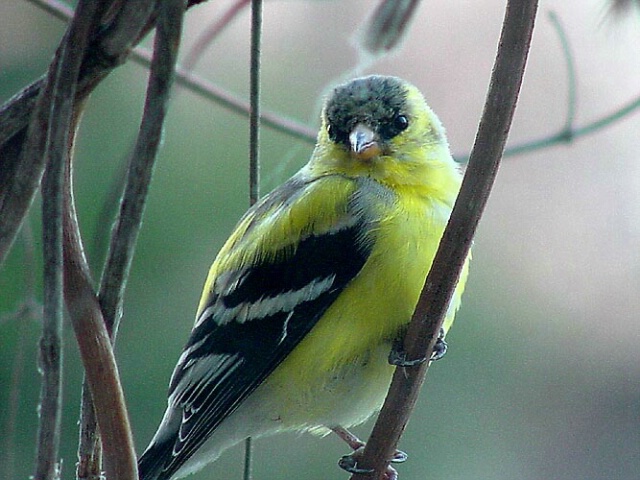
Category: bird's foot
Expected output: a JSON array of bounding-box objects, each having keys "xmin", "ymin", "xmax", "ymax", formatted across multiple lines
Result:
[
  {"xmin": 338, "ymin": 446, "xmax": 407, "ymax": 480},
  {"xmin": 388, "ymin": 347, "xmax": 426, "ymax": 367},
  {"xmin": 431, "ymin": 328, "xmax": 448, "ymax": 361},
  {"xmin": 332, "ymin": 426, "xmax": 406, "ymax": 479},
  {"xmin": 388, "ymin": 328, "xmax": 448, "ymax": 366}
]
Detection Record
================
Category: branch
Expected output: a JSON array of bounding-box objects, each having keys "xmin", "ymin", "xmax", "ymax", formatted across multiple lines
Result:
[
  {"xmin": 31, "ymin": 0, "xmax": 103, "ymax": 478},
  {"xmin": 98, "ymin": 0, "xmax": 186, "ymax": 337},
  {"xmin": 71, "ymin": 1, "xmax": 187, "ymax": 477},
  {"xmin": 63, "ymin": 189, "xmax": 138, "ymax": 480},
  {"xmin": 63, "ymin": 167, "xmax": 139, "ymax": 480},
  {"xmin": 0, "ymin": 0, "xmax": 193, "ymax": 266},
  {"xmin": 132, "ymin": 49, "xmax": 318, "ymax": 142},
  {"xmin": 249, "ymin": 0, "xmax": 263, "ymax": 205},
  {"xmin": 350, "ymin": 1, "xmax": 539, "ymax": 479}
]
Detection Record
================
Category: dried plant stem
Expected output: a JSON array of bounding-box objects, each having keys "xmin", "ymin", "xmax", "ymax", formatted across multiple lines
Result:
[
  {"xmin": 63, "ymin": 177, "xmax": 138, "ymax": 480},
  {"xmin": 30, "ymin": 1, "xmax": 103, "ymax": 479},
  {"xmin": 0, "ymin": 0, "xmax": 198, "ymax": 266},
  {"xmin": 350, "ymin": 1, "xmax": 539, "ymax": 479},
  {"xmin": 243, "ymin": 1, "xmax": 263, "ymax": 477},
  {"xmin": 248, "ymin": 0, "xmax": 263, "ymax": 206},
  {"xmin": 98, "ymin": 0, "xmax": 185, "ymax": 339},
  {"xmin": 76, "ymin": 384, "xmax": 102, "ymax": 480},
  {"xmin": 72, "ymin": 0, "xmax": 187, "ymax": 477},
  {"xmin": 61, "ymin": 100, "xmax": 136, "ymax": 480}
]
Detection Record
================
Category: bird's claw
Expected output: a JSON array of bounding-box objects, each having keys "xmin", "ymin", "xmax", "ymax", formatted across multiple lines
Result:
[
  {"xmin": 430, "ymin": 335, "xmax": 447, "ymax": 361},
  {"xmin": 332, "ymin": 426, "xmax": 406, "ymax": 478},
  {"xmin": 338, "ymin": 446, "xmax": 407, "ymax": 479},
  {"xmin": 388, "ymin": 328, "xmax": 448, "ymax": 366},
  {"xmin": 388, "ymin": 347, "xmax": 427, "ymax": 367},
  {"xmin": 390, "ymin": 450, "xmax": 408, "ymax": 463},
  {"xmin": 339, "ymin": 448, "xmax": 375, "ymax": 474}
]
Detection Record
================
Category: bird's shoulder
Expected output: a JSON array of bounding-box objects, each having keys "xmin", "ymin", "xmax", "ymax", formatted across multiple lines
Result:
[{"xmin": 207, "ymin": 170, "xmax": 393, "ymax": 281}]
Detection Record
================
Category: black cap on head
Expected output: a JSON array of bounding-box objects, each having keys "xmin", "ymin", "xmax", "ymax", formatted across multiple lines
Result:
[{"xmin": 324, "ymin": 76, "xmax": 410, "ymax": 148}]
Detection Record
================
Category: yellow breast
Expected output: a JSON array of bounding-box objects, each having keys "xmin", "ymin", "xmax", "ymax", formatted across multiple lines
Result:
[{"xmin": 262, "ymin": 183, "xmax": 466, "ymax": 431}]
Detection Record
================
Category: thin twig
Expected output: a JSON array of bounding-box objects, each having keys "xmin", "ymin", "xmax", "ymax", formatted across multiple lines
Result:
[
  {"xmin": 73, "ymin": 0, "xmax": 162, "ymax": 473},
  {"xmin": 61, "ymin": 3, "xmax": 189, "ymax": 477},
  {"xmin": 90, "ymin": 0, "xmax": 261, "ymax": 264},
  {"xmin": 0, "ymin": 0, "xmax": 191, "ymax": 266},
  {"xmin": 243, "ymin": 1, "xmax": 263, "ymax": 476},
  {"xmin": 63, "ymin": 182, "xmax": 139, "ymax": 480},
  {"xmin": 74, "ymin": 1, "xmax": 186, "ymax": 477},
  {"xmin": 249, "ymin": 0, "xmax": 262, "ymax": 205},
  {"xmin": 502, "ymin": 93, "xmax": 640, "ymax": 158},
  {"xmin": 14, "ymin": 0, "xmax": 317, "ymax": 143},
  {"xmin": 33, "ymin": 0, "xmax": 102, "ymax": 478},
  {"xmin": 169, "ymin": 60, "xmax": 317, "ymax": 142},
  {"xmin": 61, "ymin": 97, "xmax": 139, "ymax": 480},
  {"xmin": 350, "ymin": 1, "xmax": 539, "ymax": 479},
  {"xmin": 454, "ymin": 11, "xmax": 636, "ymax": 163},
  {"xmin": 243, "ymin": 437, "xmax": 254, "ymax": 480},
  {"xmin": 98, "ymin": 0, "xmax": 185, "ymax": 338},
  {"xmin": 453, "ymin": 92, "xmax": 640, "ymax": 162}
]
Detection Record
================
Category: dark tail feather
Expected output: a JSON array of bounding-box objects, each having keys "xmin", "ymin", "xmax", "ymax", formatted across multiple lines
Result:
[{"xmin": 138, "ymin": 437, "xmax": 175, "ymax": 480}]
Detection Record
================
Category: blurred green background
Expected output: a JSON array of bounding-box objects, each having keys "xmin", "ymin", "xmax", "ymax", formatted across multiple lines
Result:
[{"xmin": 2, "ymin": 1, "xmax": 639, "ymax": 479}]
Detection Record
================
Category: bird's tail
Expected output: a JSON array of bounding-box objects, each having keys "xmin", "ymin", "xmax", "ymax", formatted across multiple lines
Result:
[{"xmin": 137, "ymin": 436, "xmax": 175, "ymax": 480}]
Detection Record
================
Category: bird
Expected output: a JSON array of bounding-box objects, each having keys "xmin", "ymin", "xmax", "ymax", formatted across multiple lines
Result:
[{"xmin": 137, "ymin": 75, "xmax": 470, "ymax": 480}]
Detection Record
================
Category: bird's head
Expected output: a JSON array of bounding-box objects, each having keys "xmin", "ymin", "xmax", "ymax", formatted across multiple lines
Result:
[{"xmin": 310, "ymin": 75, "xmax": 459, "ymax": 193}]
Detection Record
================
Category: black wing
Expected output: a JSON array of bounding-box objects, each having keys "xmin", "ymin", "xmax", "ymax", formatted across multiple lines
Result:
[{"xmin": 139, "ymin": 179, "xmax": 375, "ymax": 480}]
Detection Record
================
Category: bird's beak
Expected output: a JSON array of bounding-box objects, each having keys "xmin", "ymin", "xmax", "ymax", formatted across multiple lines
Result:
[{"xmin": 349, "ymin": 124, "xmax": 381, "ymax": 161}]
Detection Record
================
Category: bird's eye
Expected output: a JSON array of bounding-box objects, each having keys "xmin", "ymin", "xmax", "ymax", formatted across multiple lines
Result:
[
  {"xmin": 394, "ymin": 115, "xmax": 409, "ymax": 132},
  {"xmin": 379, "ymin": 114, "xmax": 410, "ymax": 140}
]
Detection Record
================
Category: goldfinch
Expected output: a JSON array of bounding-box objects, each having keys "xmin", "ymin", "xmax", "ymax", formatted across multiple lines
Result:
[{"xmin": 138, "ymin": 75, "xmax": 470, "ymax": 480}]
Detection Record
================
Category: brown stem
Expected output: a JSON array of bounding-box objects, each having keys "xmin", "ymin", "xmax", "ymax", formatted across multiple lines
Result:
[
  {"xmin": 350, "ymin": 1, "xmax": 539, "ymax": 479},
  {"xmin": 73, "ymin": 0, "xmax": 187, "ymax": 477},
  {"xmin": 32, "ymin": 1, "xmax": 104, "ymax": 478},
  {"xmin": 0, "ymin": 0, "xmax": 206, "ymax": 267},
  {"xmin": 62, "ymin": 211, "xmax": 139, "ymax": 480},
  {"xmin": 62, "ymin": 98, "xmax": 139, "ymax": 480}
]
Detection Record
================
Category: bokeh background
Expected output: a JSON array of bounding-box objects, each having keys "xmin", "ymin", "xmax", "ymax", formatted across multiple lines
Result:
[{"xmin": 1, "ymin": 1, "xmax": 639, "ymax": 479}]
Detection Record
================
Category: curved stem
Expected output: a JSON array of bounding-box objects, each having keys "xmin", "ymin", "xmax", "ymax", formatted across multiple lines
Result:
[{"xmin": 350, "ymin": 1, "xmax": 539, "ymax": 478}]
